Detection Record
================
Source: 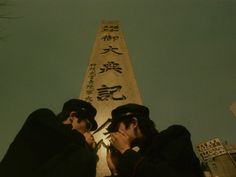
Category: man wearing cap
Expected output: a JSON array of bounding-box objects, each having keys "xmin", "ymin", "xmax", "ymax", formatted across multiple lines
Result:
[
  {"xmin": 0, "ymin": 99, "xmax": 98, "ymax": 177},
  {"xmin": 106, "ymin": 103, "xmax": 203, "ymax": 177}
]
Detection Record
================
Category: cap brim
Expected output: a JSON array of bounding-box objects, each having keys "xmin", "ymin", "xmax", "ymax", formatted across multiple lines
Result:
[
  {"xmin": 89, "ymin": 118, "xmax": 98, "ymax": 131},
  {"xmin": 107, "ymin": 123, "xmax": 117, "ymax": 133}
]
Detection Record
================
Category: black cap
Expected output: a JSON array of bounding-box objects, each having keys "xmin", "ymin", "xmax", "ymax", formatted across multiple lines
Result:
[
  {"xmin": 62, "ymin": 99, "xmax": 98, "ymax": 131},
  {"xmin": 107, "ymin": 103, "xmax": 149, "ymax": 132}
]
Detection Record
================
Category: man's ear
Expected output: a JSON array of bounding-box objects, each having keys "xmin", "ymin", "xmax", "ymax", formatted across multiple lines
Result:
[
  {"xmin": 69, "ymin": 111, "xmax": 77, "ymax": 117},
  {"xmin": 131, "ymin": 117, "xmax": 138, "ymax": 128},
  {"xmin": 66, "ymin": 111, "xmax": 77, "ymax": 124}
]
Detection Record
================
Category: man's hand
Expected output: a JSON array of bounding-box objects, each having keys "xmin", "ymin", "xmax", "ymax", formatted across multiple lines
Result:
[
  {"xmin": 110, "ymin": 130, "xmax": 131, "ymax": 154},
  {"xmin": 83, "ymin": 132, "xmax": 96, "ymax": 149},
  {"xmin": 106, "ymin": 147, "xmax": 118, "ymax": 176}
]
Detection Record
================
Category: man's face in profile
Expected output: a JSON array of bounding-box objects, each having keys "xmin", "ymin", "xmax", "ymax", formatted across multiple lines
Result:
[{"xmin": 66, "ymin": 112, "xmax": 92, "ymax": 134}]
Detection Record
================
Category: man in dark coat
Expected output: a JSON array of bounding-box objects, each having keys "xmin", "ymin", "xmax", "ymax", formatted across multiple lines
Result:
[
  {"xmin": 106, "ymin": 103, "xmax": 203, "ymax": 177},
  {"xmin": 0, "ymin": 99, "xmax": 98, "ymax": 177}
]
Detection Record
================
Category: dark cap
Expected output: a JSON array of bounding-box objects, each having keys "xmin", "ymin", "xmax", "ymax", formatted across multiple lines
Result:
[
  {"xmin": 107, "ymin": 103, "xmax": 149, "ymax": 132},
  {"xmin": 62, "ymin": 99, "xmax": 97, "ymax": 131}
]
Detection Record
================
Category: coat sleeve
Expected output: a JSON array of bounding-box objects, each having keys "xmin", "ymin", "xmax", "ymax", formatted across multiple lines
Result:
[{"xmin": 117, "ymin": 125, "xmax": 202, "ymax": 177}]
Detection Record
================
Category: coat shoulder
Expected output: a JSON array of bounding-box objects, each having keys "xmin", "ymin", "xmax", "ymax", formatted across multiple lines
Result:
[
  {"xmin": 164, "ymin": 124, "xmax": 191, "ymax": 137},
  {"xmin": 25, "ymin": 108, "xmax": 56, "ymax": 125},
  {"xmin": 28, "ymin": 108, "xmax": 55, "ymax": 119}
]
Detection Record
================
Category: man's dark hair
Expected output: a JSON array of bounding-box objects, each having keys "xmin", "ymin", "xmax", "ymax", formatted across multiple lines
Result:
[
  {"xmin": 120, "ymin": 114, "xmax": 158, "ymax": 137},
  {"xmin": 108, "ymin": 103, "xmax": 158, "ymax": 136},
  {"xmin": 57, "ymin": 110, "xmax": 73, "ymax": 122}
]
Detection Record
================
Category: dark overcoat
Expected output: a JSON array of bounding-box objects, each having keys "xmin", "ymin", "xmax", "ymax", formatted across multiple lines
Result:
[
  {"xmin": 117, "ymin": 125, "xmax": 203, "ymax": 177},
  {"xmin": 0, "ymin": 109, "xmax": 97, "ymax": 177}
]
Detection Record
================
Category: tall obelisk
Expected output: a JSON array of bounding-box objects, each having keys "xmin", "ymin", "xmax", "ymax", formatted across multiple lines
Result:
[{"xmin": 79, "ymin": 21, "xmax": 142, "ymax": 177}]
